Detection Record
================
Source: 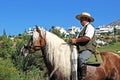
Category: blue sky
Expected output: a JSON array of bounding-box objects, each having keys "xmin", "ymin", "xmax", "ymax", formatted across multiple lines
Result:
[{"xmin": 0, "ymin": 0, "xmax": 120, "ymax": 35}]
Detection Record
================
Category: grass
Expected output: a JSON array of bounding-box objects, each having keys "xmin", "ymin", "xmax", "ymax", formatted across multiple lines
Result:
[
  {"xmin": 88, "ymin": 42, "xmax": 120, "ymax": 64},
  {"xmin": 88, "ymin": 53, "xmax": 102, "ymax": 64},
  {"xmin": 97, "ymin": 42, "xmax": 120, "ymax": 52}
]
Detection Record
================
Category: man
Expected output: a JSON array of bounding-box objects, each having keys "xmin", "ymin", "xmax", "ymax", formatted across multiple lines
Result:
[{"xmin": 70, "ymin": 12, "xmax": 96, "ymax": 80}]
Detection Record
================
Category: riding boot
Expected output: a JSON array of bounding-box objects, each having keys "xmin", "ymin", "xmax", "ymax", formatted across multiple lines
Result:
[
  {"xmin": 77, "ymin": 68, "xmax": 81, "ymax": 80},
  {"xmin": 77, "ymin": 59, "xmax": 81, "ymax": 80},
  {"xmin": 80, "ymin": 64, "xmax": 87, "ymax": 80}
]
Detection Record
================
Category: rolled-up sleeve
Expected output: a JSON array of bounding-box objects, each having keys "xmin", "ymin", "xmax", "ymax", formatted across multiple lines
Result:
[{"xmin": 85, "ymin": 24, "xmax": 95, "ymax": 39}]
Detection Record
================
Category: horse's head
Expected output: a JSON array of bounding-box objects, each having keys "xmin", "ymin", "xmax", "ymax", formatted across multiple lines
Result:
[{"xmin": 21, "ymin": 26, "xmax": 46, "ymax": 57}]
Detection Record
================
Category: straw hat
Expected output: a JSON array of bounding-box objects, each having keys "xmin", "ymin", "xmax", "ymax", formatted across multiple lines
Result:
[{"xmin": 76, "ymin": 12, "xmax": 94, "ymax": 22}]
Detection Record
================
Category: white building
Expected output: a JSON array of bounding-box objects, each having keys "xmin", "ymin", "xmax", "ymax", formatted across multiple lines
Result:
[
  {"xmin": 114, "ymin": 25, "xmax": 120, "ymax": 29},
  {"xmin": 96, "ymin": 25, "xmax": 114, "ymax": 34},
  {"xmin": 54, "ymin": 26, "xmax": 67, "ymax": 34},
  {"xmin": 67, "ymin": 26, "xmax": 81, "ymax": 34}
]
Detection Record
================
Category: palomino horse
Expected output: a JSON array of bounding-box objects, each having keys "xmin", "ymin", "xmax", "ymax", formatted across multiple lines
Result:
[{"xmin": 21, "ymin": 26, "xmax": 120, "ymax": 80}]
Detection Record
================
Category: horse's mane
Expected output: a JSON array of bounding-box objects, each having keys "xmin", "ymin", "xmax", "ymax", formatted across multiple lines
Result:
[
  {"xmin": 33, "ymin": 31, "xmax": 39, "ymax": 44},
  {"xmin": 33, "ymin": 27, "xmax": 72, "ymax": 78}
]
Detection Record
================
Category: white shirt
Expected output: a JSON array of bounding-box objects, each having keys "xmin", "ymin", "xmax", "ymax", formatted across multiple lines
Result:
[{"xmin": 85, "ymin": 23, "xmax": 95, "ymax": 39}]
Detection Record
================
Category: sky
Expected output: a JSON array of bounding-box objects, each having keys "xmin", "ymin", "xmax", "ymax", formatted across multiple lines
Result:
[{"xmin": 0, "ymin": 0, "xmax": 120, "ymax": 36}]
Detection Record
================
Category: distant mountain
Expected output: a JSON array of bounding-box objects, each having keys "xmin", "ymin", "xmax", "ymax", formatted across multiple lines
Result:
[{"xmin": 107, "ymin": 19, "xmax": 120, "ymax": 26}]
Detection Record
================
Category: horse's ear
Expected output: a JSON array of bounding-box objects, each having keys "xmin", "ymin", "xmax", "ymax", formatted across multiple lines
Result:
[{"xmin": 36, "ymin": 25, "xmax": 41, "ymax": 33}]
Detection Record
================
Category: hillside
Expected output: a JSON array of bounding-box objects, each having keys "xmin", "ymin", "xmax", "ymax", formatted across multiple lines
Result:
[{"xmin": 107, "ymin": 19, "xmax": 120, "ymax": 26}]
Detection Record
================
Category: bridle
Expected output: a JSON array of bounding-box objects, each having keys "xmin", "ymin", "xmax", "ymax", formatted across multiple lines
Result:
[
  {"xmin": 24, "ymin": 31, "xmax": 46, "ymax": 54},
  {"xmin": 37, "ymin": 32, "xmax": 46, "ymax": 50}
]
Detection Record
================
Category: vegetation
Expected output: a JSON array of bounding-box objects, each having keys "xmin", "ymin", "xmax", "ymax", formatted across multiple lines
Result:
[
  {"xmin": 97, "ymin": 42, "xmax": 120, "ymax": 52},
  {"xmin": 0, "ymin": 31, "xmax": 48, "ymax": 80}
]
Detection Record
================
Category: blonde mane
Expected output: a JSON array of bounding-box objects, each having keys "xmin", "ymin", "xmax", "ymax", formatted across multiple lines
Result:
[
  {"xmin": 33, "ymin": 27, "xmax": 72, "ymax": 79},
  {"xmin": 33, "ymin": 31, "xmax": 39, "ymax": 44}
]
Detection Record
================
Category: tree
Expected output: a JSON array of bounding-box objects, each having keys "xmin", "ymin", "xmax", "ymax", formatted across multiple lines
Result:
[
  {"xmin": 50, "ymin": 28, "xmax": 61, "ymax": 37},
  {"xmin": 3, "ymin": 29, "xmax": 7, "ymax": 36},
  {"xmin": 0, "ymin": 34, "xmax": 13, "ymax": 58}
]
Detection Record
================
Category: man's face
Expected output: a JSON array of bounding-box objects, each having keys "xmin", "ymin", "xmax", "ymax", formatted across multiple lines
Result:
[
  {"xmin": 80, "ymin": 20, "xmax": 87, "ymax": 26},
  {"xmin": 80, "ymin": 17, "xmax": 89, "ymax": 26}
]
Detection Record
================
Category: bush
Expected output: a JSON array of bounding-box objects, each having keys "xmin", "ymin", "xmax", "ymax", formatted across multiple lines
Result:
[{"xmin": 0, "ymin": 58, "xmax": 21, "ymax": 80}]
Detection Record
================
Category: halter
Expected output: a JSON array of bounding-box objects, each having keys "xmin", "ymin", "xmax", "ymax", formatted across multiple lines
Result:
[
  {"xmin": 24, "ymin": 30, "xmax": 46, "ymax": 53},
  {"xmin": 35, "ymin": 26, "xmax": 46, "ymax": 50},
  {"xmin": 37, "ymin": 31, "xmax": 46, "ymax": 50}
]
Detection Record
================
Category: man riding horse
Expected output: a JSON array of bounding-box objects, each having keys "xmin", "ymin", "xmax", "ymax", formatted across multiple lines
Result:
[{"xmin": 70, "ymin": 12, "xmax": 96, "ymax": 80}]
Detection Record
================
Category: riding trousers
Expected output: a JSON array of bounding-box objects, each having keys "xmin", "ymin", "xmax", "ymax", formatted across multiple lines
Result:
[{"xmin": 78, "ymin": 50, "xmax": 92, "ymax": 67}]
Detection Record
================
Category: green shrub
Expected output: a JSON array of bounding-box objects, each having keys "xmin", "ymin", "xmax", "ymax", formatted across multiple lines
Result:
[{"xmin": 0, "ymin": 58, "xmax": 21, "ymax": 80}]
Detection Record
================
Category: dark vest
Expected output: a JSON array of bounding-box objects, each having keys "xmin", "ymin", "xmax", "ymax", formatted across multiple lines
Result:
[{"xmin": 76, "ymin": 24, "xmax": 96, "ymax": 53}]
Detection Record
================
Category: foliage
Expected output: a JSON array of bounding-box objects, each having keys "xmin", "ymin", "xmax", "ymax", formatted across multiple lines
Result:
[
  {"xmin": 97, "ymin": 42, "xmax": 120, "ymax": 52},
  {"xmin": 50, "ymin": 28, "xmax": 65, "ymax": 38},
  {"xmin": 0, "ymin": 58, "xmax": 21, "ymax": 80},
  {"xmin": 0, "ymin": 35, "xmax": 14, "ymax": 58},
  {"xmin": 0, "ymin": 32, "xmax": 49, "ymax": 80},
  {"xmin": 12, "ymin": 34, "xmax": 48, "ymax": 80}
]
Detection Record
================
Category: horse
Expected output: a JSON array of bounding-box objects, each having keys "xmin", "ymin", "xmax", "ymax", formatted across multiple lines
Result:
[{"xmin": 21, "ymin": 26, "xmax": 120, "ymax": 80}]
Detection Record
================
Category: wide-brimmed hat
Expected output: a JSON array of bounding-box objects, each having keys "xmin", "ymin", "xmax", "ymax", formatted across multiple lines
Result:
[{"xmin": 76, "ymin": 12, "xmax": 94, "ymax": 22}]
